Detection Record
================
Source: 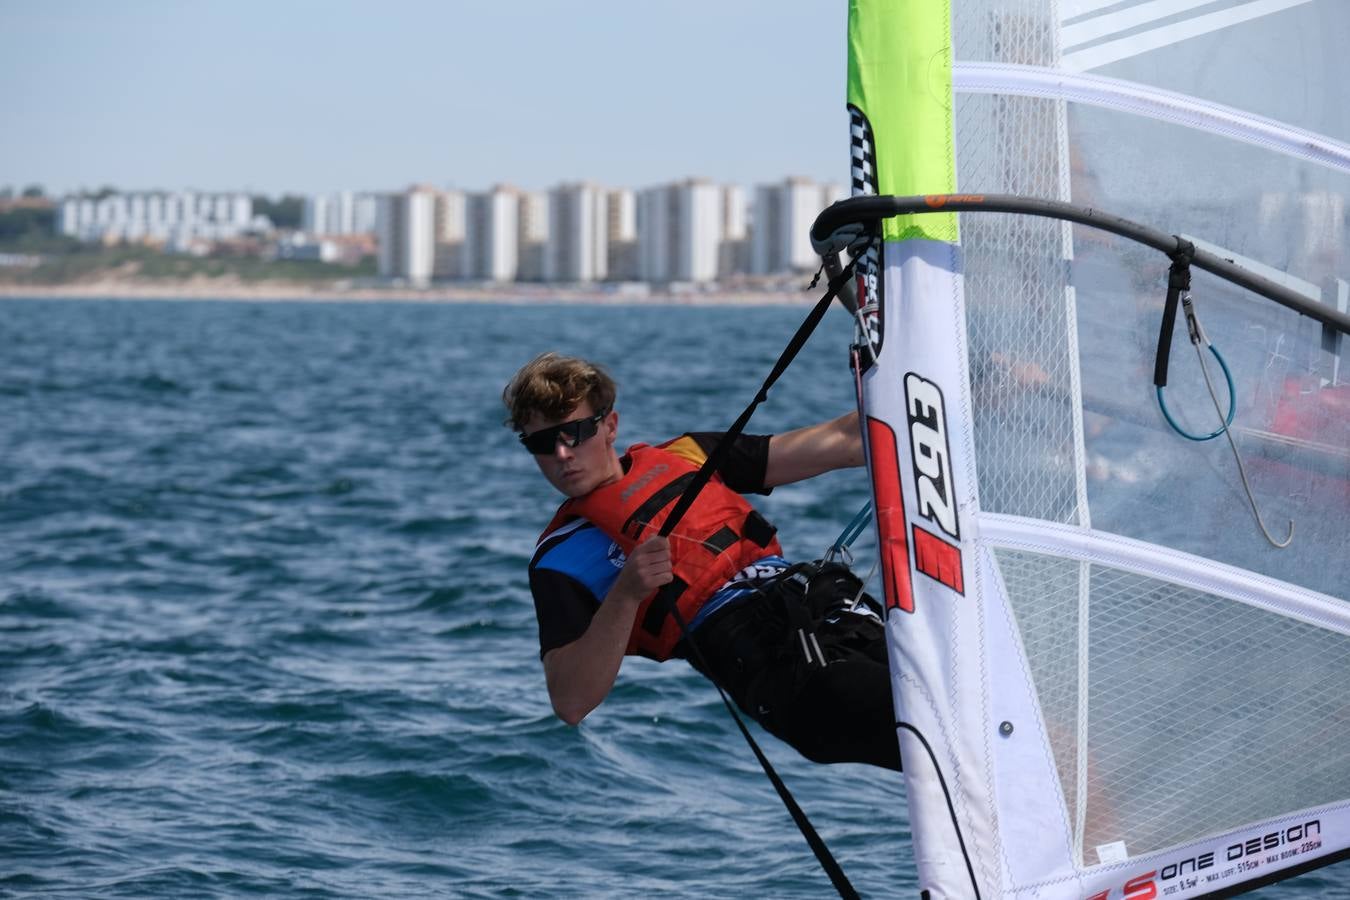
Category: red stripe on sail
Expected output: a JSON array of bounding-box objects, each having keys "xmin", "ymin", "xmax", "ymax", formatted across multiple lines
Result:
[
  {"xmin": 867, "ymin": 416, "xmax": 915, "ymax": 613},
  {"xmin": 912, "ymin": 525, "xmax": 964, "ymax": 595}
]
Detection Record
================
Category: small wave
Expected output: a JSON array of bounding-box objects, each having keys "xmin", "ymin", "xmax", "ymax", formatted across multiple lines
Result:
[
  {"xmin": 275, "ymin": 625, "xmax": 372, "ymax": 650},
  {"xmin": 321, "ymin": 478, "xmax": 356, "ymax": 496},
  {"xmin": 202, "ymin": 692, "xmax": 351, "ymax": 727},
  {"xmin": 434, "ymin": 619, "xmax": 520, "ymax": 640},
  {"xmin": 0, "ymin": 589, "xmax": 78, "ymax": 620},
  {"xmin": 127, "ymin": 633, "xmax": 229, "ymax": 657},
  {"xmin": 2, "ymin": 468, "xmax": 111, "ymax": 518},
  {"xmin": 218, "ymin": 553, "xmax": 290, "ymax": 578},
  {"xmin": 411, "ymin": 586, "xmax": 462, "ymax": 611},
  {"xmin": 393, "ymin": 514, "xmax": 474, "ymax": 536},
  {"xmin": 315, "ymin": 769, "xmax": 496, "ymax": 822},
  {"xmin": 220, "ymin": 464, "xmax": 303, "ymax": 487},
  {"xmin": 247, "ymin": 523, "xmax": 327, "ymax": 545},
  {"xmin": 133, "ymin": 373, "xmax": 190, "ymax": 394},
  {"xmin": 0, "ymin": 702, "xmax": 109, "ymax": 751}
]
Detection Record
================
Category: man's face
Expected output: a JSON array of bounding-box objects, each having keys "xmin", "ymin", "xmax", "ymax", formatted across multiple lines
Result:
[{"xmin": 520, "ymin": 400, "xmax": 622, "ymax": 498}]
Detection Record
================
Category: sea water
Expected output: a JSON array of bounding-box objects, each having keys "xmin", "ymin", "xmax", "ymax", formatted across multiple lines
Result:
[{"xmin": 1, "ymin": 298, "xmax": 1343, "ymax": 898}]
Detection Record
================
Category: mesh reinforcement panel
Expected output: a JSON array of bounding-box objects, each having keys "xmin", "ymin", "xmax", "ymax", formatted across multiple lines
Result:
[
  {"xmin": 954, "ymin": 3, "xmax": 1085, "ymax": 527},
  {"xmin": 998, "ymin": 546, "xmax": 1350, "ymax": 863}
]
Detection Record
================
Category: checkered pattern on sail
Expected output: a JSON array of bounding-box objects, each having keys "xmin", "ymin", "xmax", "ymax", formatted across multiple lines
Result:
[{"xmin": 849, "ymin": 104, "xmax": 883, "ymax": 351}]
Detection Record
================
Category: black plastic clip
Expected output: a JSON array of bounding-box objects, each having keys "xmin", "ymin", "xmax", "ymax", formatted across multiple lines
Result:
[{"xmin": 1153, "ymin": 238, "xmax": 1196, "ymax": 388}]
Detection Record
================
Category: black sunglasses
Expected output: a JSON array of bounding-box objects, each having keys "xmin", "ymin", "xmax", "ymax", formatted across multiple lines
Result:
[{"xmin": 519, "ymin": 409, "xmax": 609, "ymax": 455}]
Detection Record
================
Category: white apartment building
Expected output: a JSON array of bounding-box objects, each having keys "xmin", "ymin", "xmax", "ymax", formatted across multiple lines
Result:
[
  {"xmin": 719, "ymin": 185, "xmax": 749, "ymax": 278},
  {"xmin": 57, "ymin": 191, "xmax": 258, "ymax": 244},
  {"xmin": 303, "ymin": 191, "xmax": 378, "ymax": 236},
  {"xmin": 637, "ymin": 186, "xmax": 672, "ymax": 283},
  {"xmin": 638, "ymin": 179, "xmax": 723, "ymax": 283},
  {"xmin": 356, "ymin": 194, "xmax": 379, "ymax": 234},
  {"xmin": 433, "ymin": 190, "xmax": 468, "ymax": 279},
  {"xmin": 821, "ymin": 182, "xmax": 848, "ymax": 219},
  {"xmin": 465, "ymin": 186, "xmax": 520, "ymax": 282},
  {"xmin": 606, "ymin": 189, "xmax": 638, "ymax": 281},
  {"xmin": 750, "ymin": 178, "xmax": 845, "ymax": 275},
  {"xmin": 721, "ymin": 185, "xmax": 748, "ymax": 241},
  {"xmin": 518, "ymin": 191, "xmax": 549, "ymax": 282},
  {"xmin": 676, "ymin": 179, "xmax": 723, "ymax": 282},
  {"xmin": 547, "ymin": 183, "xmax": 607, "ymax": 283},
  {"xmin": 376, "ymin": 186, "xmax": 436, "ymax": 284}
]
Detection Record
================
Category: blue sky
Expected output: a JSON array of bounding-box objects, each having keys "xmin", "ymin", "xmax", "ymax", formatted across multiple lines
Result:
[{"xmin": 1, "ymin": 1, "xmax": 848, "ymax": 197}]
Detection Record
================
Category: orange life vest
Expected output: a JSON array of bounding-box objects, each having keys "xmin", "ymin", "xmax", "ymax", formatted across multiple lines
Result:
[{"xmin": 541, "ymin": 443, "xmax": 782, "ymax": 660}]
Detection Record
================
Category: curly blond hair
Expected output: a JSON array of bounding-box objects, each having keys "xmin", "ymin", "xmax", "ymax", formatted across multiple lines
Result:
[{"xmin": 502, "ymin": 352, "xmax": 616, "ymax": 431}]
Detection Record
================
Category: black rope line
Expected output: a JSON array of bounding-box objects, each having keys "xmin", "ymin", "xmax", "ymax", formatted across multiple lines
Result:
[{"xmin": 652, "ymin": 255, "xmax": 865, "ymax": 900}]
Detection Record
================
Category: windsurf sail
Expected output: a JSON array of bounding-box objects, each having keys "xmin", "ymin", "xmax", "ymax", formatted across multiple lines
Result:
[{"xmin": 836, "ymin": 1, "xmax": 1350, "ymax": 896}]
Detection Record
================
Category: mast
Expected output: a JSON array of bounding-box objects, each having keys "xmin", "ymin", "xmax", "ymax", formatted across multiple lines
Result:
[{"xmin": 848, "ymin": 2, "xmax": 997, "ymax": 895}]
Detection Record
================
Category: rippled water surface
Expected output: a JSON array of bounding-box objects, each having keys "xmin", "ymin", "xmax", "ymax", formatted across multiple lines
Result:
[{"xmin": 2, "ymin": 298, "xmax": 1344, "ymax": 898}]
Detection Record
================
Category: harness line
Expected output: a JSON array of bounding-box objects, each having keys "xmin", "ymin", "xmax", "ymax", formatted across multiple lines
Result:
[{"xmin": 649, "ymin": 254, "xmax": 867, "ymax": 900}]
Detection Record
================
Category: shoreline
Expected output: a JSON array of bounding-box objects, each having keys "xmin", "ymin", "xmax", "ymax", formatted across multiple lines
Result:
[{"xmin": 0, "ymin": 279, "xmax": 818, "ymax": 306}]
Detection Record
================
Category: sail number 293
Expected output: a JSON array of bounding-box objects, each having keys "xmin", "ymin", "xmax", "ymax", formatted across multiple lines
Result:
[{"xmin": 903, "ymin": 373, "xmax": 960, "ymax": 540}]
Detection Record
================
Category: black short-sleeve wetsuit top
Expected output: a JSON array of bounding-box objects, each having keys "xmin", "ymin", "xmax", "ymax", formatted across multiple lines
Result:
[{"xmin": 529, "ymin": 432, "xmax": 777, "ymax": 659}]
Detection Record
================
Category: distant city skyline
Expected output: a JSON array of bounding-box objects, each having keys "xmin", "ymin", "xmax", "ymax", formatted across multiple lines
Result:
[
  {"xmin": 1, "ymin": 1, "xmax": 847, "ymax": 198},
  {"xmin": 50, "ymin": 176, "xmax": 849, "ymax": 286}
]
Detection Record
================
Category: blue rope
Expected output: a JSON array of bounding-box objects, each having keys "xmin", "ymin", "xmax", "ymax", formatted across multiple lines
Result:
[
  {"xmin": 1156, "ymin": 343, "xmax": 1237, "ymax": 441},
  {"xmin": 828, "ymin": 500, "xmax": 873, "ymax": 555}
]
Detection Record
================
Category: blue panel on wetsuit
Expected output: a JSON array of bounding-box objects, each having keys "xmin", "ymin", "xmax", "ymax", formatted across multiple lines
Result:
[{"xmin": 535, "ymin": 525, "xmax": 625, "ymax": 602}]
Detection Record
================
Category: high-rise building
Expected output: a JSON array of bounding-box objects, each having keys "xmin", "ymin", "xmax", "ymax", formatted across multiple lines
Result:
[
  {"xmin": 637, "ymin": 185, "xmax": 672, "ymax": 283},
  {"xmin": 820, "ymin": 182, "xmax": 847, "ymax": 210},
  {"xmin": 547, "ymin": 183, "xmax": 607, "ymax": 283},
  {"xmin": 518, "ymin": 191, "xmax": 549, "ymax": 282},
  {"xmin": 719, "ymin": 185, "xmax": 749, "ymax": 278},
  {"xmin": 751, "ymin": 177, "xmax": 838, "ymax": 275},
  {"xmin": 606, "ymin": 189, "xmax": 638, "ymax": 281},
  {"xmin": 433, "ymin": 190, "xmax": 467, "ymax": 279},
  {"xmin": 376, "ymin": 186, "xmax": 436, "ymax": 284},
  {"xmin": 637, "ymin": 179, "xmax": 723, "ymax": 284},
  {"xmin": 749, "ymin": 184, "xmax": 780, "ymax": 275},
  {"xmin": 353, "ymin": 195, "xmax": 378, "ymax": 235},
  {"xmin": 673, "ymin": 179, "xmax": 722, "ymax": 282},
  {"xmin": 465, "ymin": 185, "xmax": 520, "ymax": 282}
]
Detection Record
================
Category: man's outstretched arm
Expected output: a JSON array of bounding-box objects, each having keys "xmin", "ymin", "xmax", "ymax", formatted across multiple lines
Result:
[
  {"xmin": 764, "ymin": 411, "xmax": 864, "ymax": 488},
  {"xmin": 541, "ymin": 537, "xmax": 672, "ymax": 726}
]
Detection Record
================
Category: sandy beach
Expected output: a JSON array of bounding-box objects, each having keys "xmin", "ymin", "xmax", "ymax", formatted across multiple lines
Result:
[{"xmin": 0, "ymin": 276, "xmax": 818, "ymax": 306}]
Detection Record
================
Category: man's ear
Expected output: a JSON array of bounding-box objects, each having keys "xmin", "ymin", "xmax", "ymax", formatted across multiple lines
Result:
[{"xmin": 604, "ymin": 409, "xmax": 619, "ymax": 447}]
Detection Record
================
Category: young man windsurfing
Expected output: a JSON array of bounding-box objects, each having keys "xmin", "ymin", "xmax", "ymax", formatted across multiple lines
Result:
[{"xmin": 505, "ymin": 351, "xmax": 900, "ymax": 770}]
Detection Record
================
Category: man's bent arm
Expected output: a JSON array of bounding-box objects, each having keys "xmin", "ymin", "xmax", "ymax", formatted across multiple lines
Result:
[
  {"xmin": 764, "ymin": 411, "xmax": 864, "ymax": 488},
  {"xmin": 542, "ymin": 589, "xmax": 641, "ymax": 726},
  {"xmin": 541, "ymin": 537, "xmax": 672, "ymax": 726}
]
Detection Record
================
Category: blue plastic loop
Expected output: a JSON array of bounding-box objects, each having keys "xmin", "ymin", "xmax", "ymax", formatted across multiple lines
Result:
[{"xmin": 1156, "ymin": 343, "xmax": 1237, "ymax": 441}]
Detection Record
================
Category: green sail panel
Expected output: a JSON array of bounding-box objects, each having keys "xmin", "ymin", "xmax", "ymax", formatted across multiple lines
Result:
[{"xmin": 847, "ymin": 0, "xmax": 958, "ymax": 243}]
